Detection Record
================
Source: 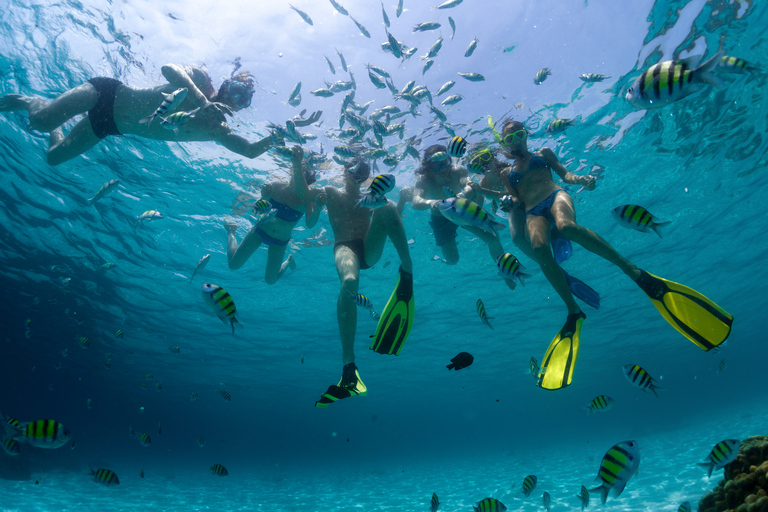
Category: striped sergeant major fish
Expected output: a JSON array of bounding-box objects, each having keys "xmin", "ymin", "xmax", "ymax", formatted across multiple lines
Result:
[
  {"xmin": 584, "ymin": 394, "xmax": 614, "ymax": 413},
  {"xmin": 625, "ymin": 52, "xmax": 724, "ymax": 109},
  {"xmin": 623, "ymin": 364, "xmax": 662, "ymax": 397},
  {"xmin": 367, "ymin": 174, "xmax": 396, "ymax": 197},
  {"xmin": 717, "ymin": 55, "xmax": 757, "ymax": 74},
  {"xmin": 218, "ymin": 389, "xmax": 232, "ymax": 402},
  {"xmin": 87, "ymin": 178, "xmax": 120, "ymax": 205},
  {"xmin": 496, "ymin": 253, "xmax": 532, "ymax": 286},
  {"xmin": 201, "ymin": 283, "xmax": 241, "ymax": 334},
  {"xmin": 160, "ymin": 107, "xmax": 200, "ymax": 135},
  {"xmin": 139, "ymin": 87, "xmax": 187, "ymax": 126},
  {"xmin": 2, "ymin": 438, "xmax": 20, "ymax": 456},
  {"xmin": 136, "ymin": 210, "xmax": 164, "ymax": 226},
  {"xmin": 476, "ymin": 299, "xmax": 493, "ymax": 330},
  {"xmin": 678, "ymin": 501, "xmax": 692, "ymax": 512},
  {"xmin": 210, "ymin": 463, "xmax": 229, "ymax": 476},
  {"xmin": 349, "ymin": 293, "xmax": 380, "ymax": 319},
  {"xmin": 522, "ymin": 474, "xmax": 537, "ymax": 497},
  {"xmin": 436, "ymin": 197, "xmax": 505, "ymax": 234},
  {"xmin": 446, "ymin": 136, "xmax": 468, "ymax": 158},
  {"xmin": 90, "ymin": 467, "xmax": 120, "ymax": 485},
  {"xmin": 580, "ymin": 73, "xmax": 610, "ymax": 82},
  {"xmin": 138, "ymin": 433, "xmax": 151, "ymax": 446},
  {"xmin": 611, "ymin": 204, "xmax": 670, "ymax": 238},
  {"xmin": 576, "ymin": 485, "xmax": 589, "ymax": 510},
  {"xmin": 546, "ymin": 118, "xmax": 576, "ymax": 133},
  {"xmin": 533, "ymin": 67, "xmax": 552, "ymax": 85},
  {"xmin": 474, "ymin": 497, "xmax": 507, "ymax": 511},
  {"xmin": 589, "ymin": 440, "xmax": 641, "ymax": 504},
  {"xmin": 697, "ymin": 439, "xmax": 741, "ymax": 477},
  {"xmin": 430, "ymin": 492, "xmax": 440, "ymax": 512},
  {"xmin": 3, "ymin": 417, "xmax": 72, "ymax": 449}
]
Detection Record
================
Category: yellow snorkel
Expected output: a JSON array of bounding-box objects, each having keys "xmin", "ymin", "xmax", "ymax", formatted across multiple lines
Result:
[{"xmin": 488, "ymin": 115, "xmax": 503, "ymax": 144}]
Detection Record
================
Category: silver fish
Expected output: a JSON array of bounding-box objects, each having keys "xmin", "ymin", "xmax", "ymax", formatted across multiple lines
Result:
[
  {"xmin": 426, "ymin": 35, "xmax": 443, "ymax": 58},
  {"xmin": 385, "ymin": 31, "xmax": 402, "ymax": 59},
  {"xmin": 88, "ymin": 179, "xmax": 120, "ymax": 205},
  {"xmin": 434, "ymin": 0, "xmax": 462, "ymax": 8},
  {"xmin": 381, "ymin": 2, "xmax": 390, "ymax": 27},
  {"xmin": 429, "ymin": 105, "xmax": 447, "ymax": 121},
  {"xmin": 441, "ymin": 94, "xmax": 463, "ymax": 106},
  {"xmin": 329, "ymin": 0, "xmax": 348, "ymax": 15},
  {"xmin": 190, "ymin": 254, "xmax": 211, "ymax": 283},
  {"xmin": 288, "ymin": 93, "xmax": 301, "ymax": 107},
  {"xmin": 289, "ymin": 4, "xmax": 313, "ymax": 25},
  {"xmin": 413, "ymin": 22, "xmax": 441, "ymax": 32},
  {"xmin": 367, "ymin": 64, "xmax": 390, "ymax": 78},
  {"xmin": 458, "ymin": 72, "xmax": 485, "ymax": 82},
  {"xmin": 464, "ymin": 37, "xmax": 478, "ymax": 57},
  {"xmin": 422, "ymin": 59, "xmax": 434, "ymax": 75},
  {"xmin": 323, "ymin": 55, "xmax": 336, "ymax": 75},
  {"xmin": 310, "ymin": 88, "xmax": 334, "ymax": 97},
  {"xmin": 448, "ymin": 17, "xmax": 456, "ymax": 39},
  {"xmin": 139, "ymin": 88, "xmax": 187, "ymax": 126},
  {"xmin": 397, "ymin": 0, "xmax": 403, "ymax": 17},
  {"xmin": 336, "ymin": 48, "xmax": 347, "ymax": 71},
  {"xmin": 350, "ymin": 16, "xmax": 370, "ymax": 38},
  {"xmin": 287, "ymin": 82, "xmax": 301, "ymax": 103},
  {"xmin": 436, "ymin": 81, "xmax": 455, "ymax": 96},
  {"xmin": 368, "ymin": 70, "xmax": 387, "ymax": 89}
]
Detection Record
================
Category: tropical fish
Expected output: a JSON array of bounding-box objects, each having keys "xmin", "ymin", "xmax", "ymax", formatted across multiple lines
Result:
[
  {"xmin": 718, "ymin": 359, "xmax": 727, "ymax": 374},
  {"xmin": 546, "ymin": 118, "xmax": 576, "ymax": 133},
  {"xmin": 210, "ymin": 464, "xmax": 229, "ymax": 476},
  {"xmin": 169, "ymin": 345, "xmax": 181, "ymax": 354},
  {"xmin": 580, "ymin": 73, "xmax": 610, "ymax": 82},
  {"xmin": 86, "ymin": 398, "xmax": 93, "ymax": 409},
  {"xmin": 2, "ymin": 438, "xmax": 20, "ymax": 456},
  {"xmin": 350, "ymin": 293, "xmax": 379, "ymax": 319},
  {"xmin": 368, "ymin": 70, "xmax": 387, "ymax": 89},
  {"xmin": 396, "ymin": 0, "xmax": 403, "ymax": 17},
  {"xmin": 717, "ymin": 55, "xmax": 756, "ymax": 74},
  {"xmin": 358, "ymin": 194, "xmax": 388, "ymax": 209},
  {"xmin": 441, "ymin": 94, "xmax": 463, "ymax": 106},
  {"xmin": 323, "ymin": 55, "xmax": 336, "ymax": 74},
  {"xmin": 381, "ymin": 2, "xmax": 390, "ymax": 27},
  {"xmin": 522, "ymin": 475, "xmax": 537, "ymax": 497},
  {"xmin": 543, "ymin": 491, "xmax": 551, "ymax": 511},
  {"xmin": 201, "ymin": 283, "xmax": 241, "ymax": 334},
  {"xmin": 310, "ymin": 88, "xmax": 334, "ymax": 97},
  {"xmin": 458, "ymin": 72, "xmax": 485, "ymax": 82},
  {"xmin": 88, "ymin": 179, "xmax": 120, "ymax": 205},
  {"xmin": 577, "ymin": 485, "xmax": 590, "ymax": 510},
  {"xmin": 623, "ymin": 364, "xmax": 661, "ymax": 397},
  {"xmin": 115, "ymin": 329, "xmax": 124, "ymax": 338},
  {"xmin": 190, "ymin": 253, "xmax": 211, "ymax": 283},
  {"xmin": 584, "ymin": 395, "xmax": 614, "ymax": 413},
  {"xmin": 101, "ymin": 262, "xmax": 116, "ymax": 270},
  {"xmin": 533, "ymin": 68, "xmax": 552, "ymax": 85},
  {"xmin": 128, "ymin": 425, "xmax": 137, "ymax": 438},
  {"xmin": 140, "ymin": 88, "xmax": 187, "ymax": 126},
  {"xmin": 138, "ymin": 433, "xmax": 151, "ymax": 446},
  {"xmin": 626, "ymin": 53, "xmax": 723, "ymax": 108},
  {"xmin": 336, "ymin": 49, "xmax": 347, "ymax": 71},
  {"xmin": 139, "ymin": 468, "xmax": 145, "ymax": 479},
  {"xmin": 136, "ymin": 210, "xmax": 164, "ymax": 226},
  {"xmin": 189, "ymin": 391, "xmax": 198, "ymax": 401},
  {"xmin": 464, "ymin": 37, "xmax": 479, "ymax": 57},
  {"xmin": 160, "ymin": 107, "xmax": 200, "ymax": 135},
  {"xmin": 90, "ymin": 467, "xmax": 120, "ymax": 485},
  {"xmin": 678, "ymin": 501, "xmax": 692, "ymax": 512},
  {"xmin": 589, "ymin": 440, "xmax": 641, "ymax": 504},
  {"xmin": 437, "ymin": 197, "xmax": 504, "ymax": 233},
  {"xmin": 448, "ymin": 17, "xmax": 456, "ymax": 39},
  {"xmin": 496, "ymin": 253, "xmax": 532, "ymax": 285},
  {"xmin": 474, "ymin": 498, "xmax": 506, "ymax": 512},
  {"xmin": 611, "ymin": 204, "xmax": 670, "ymax": 238},
  {"xmin": 436, "ymin": 81, "xmax": 455, "ymax": 96},
  {"xmin": 422, "ymin": 59, "xmax": 434, "ymax": 75},
  {"xmin": 329, "ymin": 0, "xmax": 348, "ymax": 15},
  {"xmin": 697, "ymin": 439, "xmax": 741, "ymax": 477},
  {"xmin": 476, "ymin": 299, "xmax": 493, "ymax": 329},
  {"xmin": 5, "ymin": 419, "xmax": 72, "ymax": 449},
  {"xmin": 431, "ymin": 492, "xmax": 440, "ymax": 512},
  {"xmin": 446, "ymin": 137, "xmax": 469, "ymax": 158},
  {"xmin": 154, "ymin": 382, "xmax": 162, "ymax": 392},
  {"xmin": 197, "ymin": 437, "xmax": 206, "ymax": 447},
  {"xmin": 529, "ymin": 358, "xmax": 540, "ymax": 379},
  {"xmin": 289, "ymin": 4, "xmax": 313, "ymax": 25},
  {"xmin": 367, "ymin": 174, "xmax": 396, "ymax": 197},
  {"xmin": 413, "ymin": 22, "xmax": 441, "ymax": 32},
  {"xmin": 446, "ymin": 352, "xmax": 474, "ymax": 370},
  {"xmin": 350, "ymin": 16, "xmax": 370, "ymax": 38},
  {"xmin": 219, "ymin": 389, "xmax": 232, "ymax": 402},
  {"xmin": 426, "ymin": 35, "xmax": 443, "ymax": 58}
]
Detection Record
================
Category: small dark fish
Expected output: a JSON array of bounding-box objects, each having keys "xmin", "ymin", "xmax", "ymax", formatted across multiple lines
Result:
[
  {"xmin": 210, "ymin": 463, "xmax": 229, "ymax": 476},
  {"xmin": 431, "ymin": 492, "xmax": 440, "ymax": 512},
  {"xmin": 533, "ymin": 67, "xmax": 552, "ymax": 85},
  {"xmin": 446, "ymin": 352, "xmax": 474, "ymax": 370},
  {"xmin": 577, "ymin": 485, "xmax": 589, "ymax": 510},
  {"xmin": 522, "ymin": 474, "xmax": 537, "ymax": 497},
  {"xmin": 580, "ymin": 73, "xmax": 610, "ymax": 82},
  {"xmin": 289, "ymin": 4, "xmax": 313, "ymax": 25},
  {"xmin": 543, "ymin": 491, "xmax": 551, "ymax": 511}
]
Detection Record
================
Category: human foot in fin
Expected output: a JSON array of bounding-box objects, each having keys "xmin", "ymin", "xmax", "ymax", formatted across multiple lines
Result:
[{"xmin": 314, "ymin": 363, "xmax": 367, "ymax": 408}]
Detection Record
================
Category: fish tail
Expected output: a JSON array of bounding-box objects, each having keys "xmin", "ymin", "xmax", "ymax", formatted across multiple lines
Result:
[
  {"xmin": 697, "ymin": 461, "xmax": 715, "ymax": 478},
  {"xmin": 138, "ymin": 115, "xmax": 153, "ymax": 125},
  {"xmin": 589, "ymin": 485, "xmax": 608, "ymax": 505},
  {"xmin": 519, "ymin": 272, "xmax": 533, "ymax": 286},
  {"xmin": 696, "ymin": 52, "xmax": 726, "ymax": 88},
  {"xmin": 651, "ymin": 220, "xmax": 671, "ymax": 238}
]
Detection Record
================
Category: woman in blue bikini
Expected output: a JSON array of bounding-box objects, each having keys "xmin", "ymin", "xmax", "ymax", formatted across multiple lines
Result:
[
  {"xmin": 498, "ymin": 119, "xmax": 640, "ymax": 315},
  {"xmin": 226, "ymin": 149, "xmax": 324, "ymax": 284}
]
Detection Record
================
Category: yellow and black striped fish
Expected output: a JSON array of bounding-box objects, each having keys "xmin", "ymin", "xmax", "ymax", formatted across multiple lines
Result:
[
  {"xmin": 678, "ymin": 501, "xmax": 692, "ymax": 512},
  {"xmin": 138, "ymin": 433, "xmax": 151, "ymax": 446},
  {"xmin": 576, "ymin": 485, "xmax": 589, "ymax": 510},
  {"xmin": 611, "ymin": 204, "xmax": 670, "ymax": 238},
  {"xmin": 533, "ymin": 67, "xmax": 551, "ymax": 85},
  {"xmin": 78, "ymin": 336, "xmax": 90, "ymax": 349},
  {"xmin": 584, "ymin": 395, "xmax": 614, "ymax": 413},
  {"xmin": 579, "ymin": 73, "xmax": 610, "ymax": 82},
  {"xmin": 476, "ymin": 299, "xmax": 493, "ymax": 330},
  {"xmin": 589, "ymin": 440, "xmax": 640, "ymax": 504},
  {"xmin": 474, "ymin": 497, "xmax": 507, "ymax": 512},
  {"xmin": 201, "ymin": 283, "xmax": 241, "ymax": 334},
  {"xmin": 91, "ymin": 467, "xmax": 120, "ymax": 485},
  {"xmin": 446, "ymin": 136, "xmax": 469, "ymax": 157},
  {"xmin": 367, "ymin": 174, "xmax": 396, "ymax": 197},
  {"xmin": 430, "ymin": 492, "xmax": 439, "ymax": 512},
  {"xmin": 622, "ymin": 364, "xmax": 661, "ymax": 397},
  {"xmin": 2, "ymin": 438, "xmax": 20, "ymax": 456},
  {"xmin": 114, "ymin": 329, "xmax": 123, "ymax": 338},
  {"xmin": 9, "ymin": 419, "xmax": 72, "ymax": 449},
  {"xmin": 718, "ymin": 359, "xmax": 727, "ymax": 374},
  {"xmin": 496, "ymin": 253, "xmax": 532, "ymax": 286},
  {"xmin": 252, "ymin": 199, "xmax": 272, "ymax": 215},
  {"xmin": 546, "ymin": 118, "xmax": 576, "ymax": 133},
  {"xmin": 697, "ymin": 439, "xmax": 741, "ymax": 477},
  {"xmin": 522, "ymin": 474, "xmax": 537, "ymax": 497},
  {"xmin": 349, "ymin": 293, "xmax": 380, "ymax": 319},
  {"xmin": 717, "ymin": 55, "xmax": 756, "ymax": 74},
  {"xmin": 218, "ymin": 389, "xmax": 232, "ymax": 402},
  {"xmin": 210, "ymin": 463, "xmax": 229, "ymax": 476},
  {"xmin": 625, "ymin": 53, "xmax": 723, "ymax": 108},
  {"xmin": 169, "ymin": 345, "xmax": 181, "ymax": 354}
]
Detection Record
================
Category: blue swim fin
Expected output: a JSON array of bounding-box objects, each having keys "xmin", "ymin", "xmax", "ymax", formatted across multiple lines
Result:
[
  {"xmin": 551, "ymin": 227, "xmax": 572, "ymax": 265},
  {"xmin": 563, "ymin": 271, "xmax": 601, "ymax": 310}
]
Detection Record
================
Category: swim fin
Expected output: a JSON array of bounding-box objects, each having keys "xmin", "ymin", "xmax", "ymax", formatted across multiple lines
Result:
[
  {"xmin": 315, "ymin": 363, "xmax": 367, "ymax": 408},
  {"xmin": 536, "ymin": 311, "xmax": 586, "ymax": 390},
  {"xmin": 369, "ymin": 266, "xmax": 414, "ymax": 356},
  {"xmin": 563, "ymin": 271, "xmax": 601, "ymax": 310},
  {"xmin": 635, "ymin": 270, "xmax": 732, "ymax": 351}
]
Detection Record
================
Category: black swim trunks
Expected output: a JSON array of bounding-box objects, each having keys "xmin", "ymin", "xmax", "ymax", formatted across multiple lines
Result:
[
  {"xmin": 334, "ymin": 239, "xmax": 371, "ymax": 270},
  {"xmin": 87, "ymin": 77, "xmax": 122, "ymax": 139},
  {"xmin": 429, "ymin": 214, "xmax": 459, "ymax": 246}
]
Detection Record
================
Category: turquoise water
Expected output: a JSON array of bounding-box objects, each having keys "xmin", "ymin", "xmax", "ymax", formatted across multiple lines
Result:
[{"xmin": 1, "ymin": 0, "xmax": 767, "ymax": 510}]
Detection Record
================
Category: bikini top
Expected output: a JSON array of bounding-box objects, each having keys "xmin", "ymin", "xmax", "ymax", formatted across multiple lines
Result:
[
  {"xmin": 270, "ymin": 199, "xmax": 304, "ymax": 223},
  {"xmin": 508, "ymin": 155, "xmax": 547, "ymax": 189}
]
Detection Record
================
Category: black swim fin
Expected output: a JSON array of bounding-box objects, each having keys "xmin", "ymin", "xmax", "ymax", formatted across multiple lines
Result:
[
  {"xmin": 635, "ymin": 270, "xmax": 732, "ymax": 351},
  {"xmin": 536, "ymin": 312, "xmax": 585, "ymax": 390},
  {"xmin": 370, "ymin": 267, "xmax": 414, "ymax": 356}
]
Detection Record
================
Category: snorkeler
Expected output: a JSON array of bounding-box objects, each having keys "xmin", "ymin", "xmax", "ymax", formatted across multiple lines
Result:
[
  {"xmin": 411, "ymin": 144, "xmax": 514, "ymax": 290},
  {"xmin": 496, "ymin": 119, "xmax": 732, "ymax": 390},
  {"xmin": 291, "ymin": 146, "xmax": 414, "ymax": 408},
  {"xmin": 0, "ymin": 64, "xmax": 322, "ymax": 165},
  {"xmin": 226, "ymin": 148, "xmax": 324, "ymax": 284}
]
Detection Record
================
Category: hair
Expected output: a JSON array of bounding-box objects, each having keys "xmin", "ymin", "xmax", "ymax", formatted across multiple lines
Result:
[
  {"xmin": 345, "ymin": 158, "xmax": 371, "ymax": 184},
  {"xmin": 501, "ymin": 119, "xmax": 525, "ymax": 135},
  {"xmin": 216, "ymin": 71, "xmax": 255, "ymax": 100},
  {"xmin": 417, "ymin": 144, "xmax": 448, "ymax": 175}
]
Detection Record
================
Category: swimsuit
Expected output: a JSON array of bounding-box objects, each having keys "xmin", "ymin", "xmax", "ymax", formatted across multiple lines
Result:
[
  {"xmin": 87, "ymin": 78, "xmax": 122, "ymax": 139},
  {"xmin": 334, "ymin": 239, "xmax": 371, "ymax": 270},
  {"xmin": 508, "ymin": 155, "xmax": 547, "ymax": 188},
  {"xmin": 254, "ymin": 226, "xmax": 289, "ymax": 246},
  {"xmin": 429, "ymin": 214, "xmax": 459, "ymax": 246},
  {"xmin": 270, "ymin": 199, "xmax": 304, "ymax": 223}
]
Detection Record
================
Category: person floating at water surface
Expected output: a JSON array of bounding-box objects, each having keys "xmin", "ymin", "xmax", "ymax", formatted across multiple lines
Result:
[
  {"xmin": 226, "ymin": 149, "xmax": 324, "ymax": 284},
  {"xmin": 291, "ymin": 146, "xmax": 414, "ymax": 408},
  {"xmin": 495, "ymin": 118, "xmax": 733, "ymax": 391},
  {"xmin": 0, "ymin": 64, "xmax": 322, "ymax": 165}
]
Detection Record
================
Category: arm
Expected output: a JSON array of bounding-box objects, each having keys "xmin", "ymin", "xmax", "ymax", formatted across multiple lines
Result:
[
  {"xmin": 215, "ymin": 130, "xmax": 274, "ymax": 159},
  {"xmin": 541, "ymin": 147, "xmax": 596, "ymax": 190},
  {"xmin": 411, "ymin": 178, "xmax": 438, "ymax": 211},
  {"xmin": 161, "ymin": 64, "xmax": 232, "ymax": 121},
  {"xmin": 305, "ymin": 197, "xmax": 325, "ymax": 228},
  {"xmin": 291, "ymin": 146, "xmax": 326, "ymax": 202}
]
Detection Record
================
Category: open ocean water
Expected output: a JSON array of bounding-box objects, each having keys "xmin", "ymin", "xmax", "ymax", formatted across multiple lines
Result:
[{"xmin": 1, "ymin": 0, "xmax": 767, "ymax": 510}]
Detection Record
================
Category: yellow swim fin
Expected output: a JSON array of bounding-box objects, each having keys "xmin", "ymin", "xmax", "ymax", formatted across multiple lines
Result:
[
  {"xmin": 314, "ymin": 363, "xmax": 367, "ymax": 408},
  {"xmin": 537, "ymin": 312, "xmax": 585, "ymax": 390},
  {"xmin": 635, "ymin": 270, "xmax": 732, "ymax": 351},
  {"xmin": 370, "ymin": 266, "xmax": 414, "ymax": 356}
]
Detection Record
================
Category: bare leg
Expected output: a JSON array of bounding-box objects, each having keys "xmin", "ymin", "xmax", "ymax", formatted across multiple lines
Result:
[
  {"xmin": 528, "ymin": 215, "xmax": 580, "ymax": 314},
  {"xmin": 1, "ymin": 82, "xmax": 98, "ymax": 132},
  {"xmin": 364, "ymin": 200, "xmax": 413, "ymax": 273},
  {"xmin": 334, "ymin": 247, "xmax": 360, "ymax": 365},
  {"xmin": 46, "ymin": 117, "xmax": 101, "ymax": 166},
  {"xmin": 264, "ymin": 245, "xmax": 295, "ymax": 285},
  {"xmin": 508, "ymin": 207, "xmax": 538, "ymax": 262},
  {"xmin": 226, "ymin": 222, "xmax": 263, "ymax": 270},
  {"xmin": 552, "ymin": 193, "xmax": 640, "ymax": 280},
  {"xmin": 396, "ymin": 186, "xmax": 413, "ymax": 216},
  {"xmin": 464, "ymin": 225, "xmax": 515, "ymax": 290}
]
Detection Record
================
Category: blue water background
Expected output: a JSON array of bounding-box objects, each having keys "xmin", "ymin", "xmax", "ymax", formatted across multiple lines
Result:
[{"xmin": 1, "ymin": 0, "xmax": 767, "ymax": 510}]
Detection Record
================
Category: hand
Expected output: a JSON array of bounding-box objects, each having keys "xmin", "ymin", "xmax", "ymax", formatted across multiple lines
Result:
[
  {"xmin": 291, "ymin": 145, "xmax": 304, "ymax": 163},
  {"xmin": 580, "ymin": 174, "xmax": 597, "ymax": 191},
  {"xmin": 293, "ymin": 110, "xmax": 323, "ymax": 127},
  {"xmin": 201, "ymin": 101, "xmax": 233, "ymax": 123},
  {"xmin": 499, "ymin": 195, "xmax": 515, "ymax": 212},
  {"xmin": 315, "ymin": 192, "xmax": 327, "ymax": 204}
]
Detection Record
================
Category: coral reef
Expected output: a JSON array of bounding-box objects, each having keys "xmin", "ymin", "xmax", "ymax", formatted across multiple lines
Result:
[{"xmin": 699, "ymin": 436, "xmax": 768, "ymax": 512}]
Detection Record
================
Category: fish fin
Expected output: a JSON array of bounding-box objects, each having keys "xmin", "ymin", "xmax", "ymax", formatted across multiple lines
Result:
[
  {"xmin": 695, "ymin": 52, "xmax": 726, "ymax": 88},
  {"xmin": 138, "ymin": 115, "xmax": 152, "ymax": 125},
  {"xmin": 517, "ymin": 271, "xmax": 533, "ymax": 287},
  {"xmin": 651, "ymin": 220, "xmax": 672, "ymax": 238},
  {"xmin": 697, "ymin": 461, "xmax": 715, "ymax": 478},
  {"xmin": 588, "ymin": 485, "xmax": 609, "ymax": 505},
  {"xmin": 537, "ymin": 312, "xmax": 585, "ymax": 390}
]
